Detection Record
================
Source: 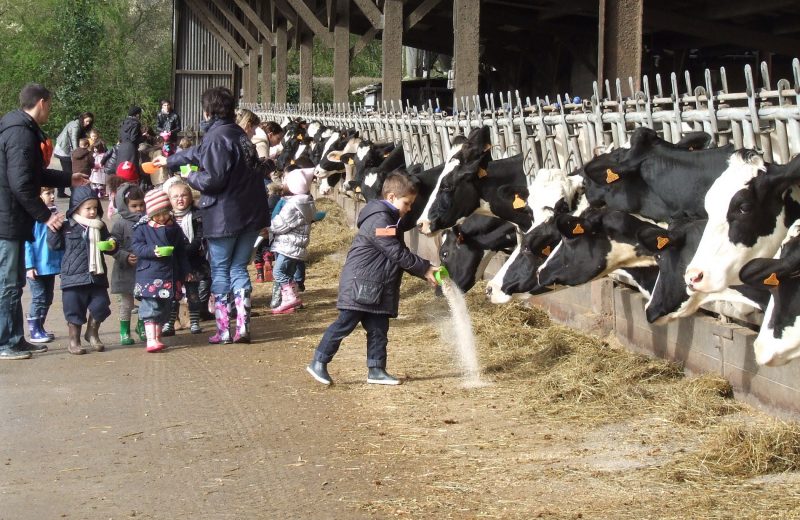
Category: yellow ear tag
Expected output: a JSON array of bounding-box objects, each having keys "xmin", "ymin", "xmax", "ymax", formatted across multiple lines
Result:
[
  {"xmin": 656, "ymin": 236, "xmax": 670, "ymax": 250},
  {"xmin": 764, "ymin": 272, "xmax": 780, "ymax": 286},
  {"xmin": 606, "ymin": 168, "xmax": 620, "ymax": 184},
  {"xmin": 541, "ymin": 245, "xmax": 552, "ymax": 257},
  {"xmin": 296, "ymin": 134, "xmax": 304, "ymax": 140},
  {"xmin": 572, "ymin": 223, "xmax": 585, "ymax": 235},
  {"xmin": 483, "ymin": 143, "xmax": 492, "ymax": 152},
  {"xmin": 383, "ymin": 152, "xmax": 390, "ymax": 158},
  {"xmin": 290, "ymin": 160, "xmax": 295, "ymax": 165},
  {"xmin": 355, "ymin": 186, "xmax": 362, "ymax": 193},
  {"xmin": 478, "ymin": 168, "xmax": 488, "ymax": 178},
  {"xmin": 347, "ymin": 158, "xmax": 355, "ymax": 165},
  {"xmin": 512, "ymin": 194, "xmax": 526, "ymax": 209}
]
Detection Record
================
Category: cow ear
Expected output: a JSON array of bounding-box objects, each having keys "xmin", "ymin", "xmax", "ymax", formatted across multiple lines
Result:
[
  {"xmin": 759, "ymin": 154, "xmax": 800, "ymax": 198},
  {"xmin": 583, "ymin": 153, "xmax": 638, "ymax": 185},
  {"xmin": 675, "ymin": 132, "xmax": 712, "ymax": 150},
  {"xmin": 637, "ymin": 226, "xmax": 674, "ymax": 254},
  {"xmin": 740, "ymin": 257, "xmax": 786, "ymax": 289},
  {"xmin": 555, "ymin": 214, "xmax": 589, "ymax": 239}
]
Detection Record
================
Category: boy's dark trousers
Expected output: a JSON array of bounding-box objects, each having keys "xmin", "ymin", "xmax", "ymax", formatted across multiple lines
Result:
[{"xmin": 314, "ymin": 310, "xmax": 390, "ymax": 368}]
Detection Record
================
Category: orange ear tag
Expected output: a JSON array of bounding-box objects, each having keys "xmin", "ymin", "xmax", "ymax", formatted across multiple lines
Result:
[
  {"xmin": 572, "ymin": 223, "xmax": 585, "ymax": 235},
  {"xmin": 512, "ymin": 194, "xmax": 526, "ymax": 209},
  {"xmin": 541, "ymin": 245, "xmax": 552, "ymax": 257},
  {"xmin": 383, "ymin": 152, "xmax": 390, "ymax": 158},
  {"xmin": 348, "ymin": 158, "xmax": 355, "ymax": 165},
  {"xmin": 656, "ymin": 236, "xmax": 670, "ymax": 250},
  {"xmin": 606, "ymin": 168, "xmax": 620, "ymax": 183},
  {"xmin": 296, "ymin": 134, "xmax": 304, "ymax": 140},
  {"xmin": 478, "ymin": 168, "xmax": 488, "ymax": 178},
  {"xmin": 763, "ymin": 273, "xmax": 780, "ymax": 286},
  {"xmin": 483, "ymin": 143, "xmax": 492, "ymax": 152},
  {"xmin": 375, "ymin": 227, "xmax": 397, "ymax": 237}
]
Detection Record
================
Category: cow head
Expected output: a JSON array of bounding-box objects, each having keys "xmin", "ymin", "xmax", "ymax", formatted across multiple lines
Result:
[
  {"xmin": 486, "ymin": 220, "xmax": 562, "ymax": 303},
  {"xmin": 441, "ymin": 216, "xmax": 516, "ymax": 293},
  {"xmin": 417, "ymin": 127, "xmax": 492, "ymax": 235},
  {"xmin": 685, "ymin": 152, "xmax": 800, "ymax": 293},
  {"xmin": 740, "ymin": 224, "xmax": 800, "ymax": 365},
  {"xmin": 537, "ymin": 209, "xmax": 660, "ymax": 288},
  {"xmin": 275, "ymin": 128, "xmax": 312, "ymax": 171},
  {"xmin": 637, "ymin": 220, "xmax": 700, "ymax": 324}
]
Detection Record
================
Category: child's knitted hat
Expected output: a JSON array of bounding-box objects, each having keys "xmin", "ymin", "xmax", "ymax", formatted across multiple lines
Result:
[
  {"xmin": 144, "ymin": 189, "xmax": 171, "ymax": 217},
  {"xmin": 284, "ymin": 167, "xmax": 315, "ymax": 195}
]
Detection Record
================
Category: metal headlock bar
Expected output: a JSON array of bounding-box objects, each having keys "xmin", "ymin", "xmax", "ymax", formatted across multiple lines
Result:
[{"xmin": 244, "ymin": 58, "xmax": 800, "ymax": 184}]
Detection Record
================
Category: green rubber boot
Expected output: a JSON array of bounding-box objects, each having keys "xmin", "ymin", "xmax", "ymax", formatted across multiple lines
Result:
[
  {"xmin": 120, "ymin": 320, "xmax": 135, "ymax": 346},
  {"xmin": 135, "ymin": 318, "xmax": 146, "ymax": 341}
]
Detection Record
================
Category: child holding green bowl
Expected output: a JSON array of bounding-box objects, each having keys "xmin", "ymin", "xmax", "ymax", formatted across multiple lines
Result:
[
  {"xmin": 47, "ymin": 186, "xmax": 118, "ymax": 355},
  {"xmin": 131, "ymin": 189, "xmax": 189, "ymax": 353}
]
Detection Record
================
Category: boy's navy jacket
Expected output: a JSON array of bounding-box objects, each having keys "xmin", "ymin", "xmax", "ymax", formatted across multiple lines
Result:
[
  {"xmin": 47, "ymin": 186, "xmax": 117, "ymax": 289},
  {"xmin": 166, "ymin": 117, "xmax": 268, "ymax": 238},
  {"xmin": 109, "ymin": 183, "xmax": 143, "ymax": 294},
  {"xmin": 337, "ymin": 200, "xmax": 431, "ymax": 317},
  {"xmin": 25, "ymin": 208, "xmax": 63, "ymax": 276},
  {"xmin": 0, "ymin": 109, "xmax": 70, "ymax": 241},
  {"xmin": 131, "ymin": 217, "xmax": 190, "ymax": 300}
]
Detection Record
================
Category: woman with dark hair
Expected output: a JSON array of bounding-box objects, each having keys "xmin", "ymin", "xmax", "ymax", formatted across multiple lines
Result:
[
  {"xmin": 152, "ymin": 86, "xmax": 268, "ymax": 345},
  {"xmin": 53, "ymin": 112, "xmax": 94, "ymax": 197}
]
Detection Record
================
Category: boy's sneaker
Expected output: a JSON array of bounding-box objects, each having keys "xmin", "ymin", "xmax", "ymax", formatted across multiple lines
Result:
[
  {"xmin": 367, "ymin": 367, "xmax": 401, "ymax": 385},
  {"xmin": 161, "ymin": 322, "xmax": 175, "ymax": 337},
  {"xmin": 190, "ymin": 322, "xmax": 202, "ymax": 334},
  {"xmin": 306, "ymin": 360, "xmax": 332, "ymax": 385}
]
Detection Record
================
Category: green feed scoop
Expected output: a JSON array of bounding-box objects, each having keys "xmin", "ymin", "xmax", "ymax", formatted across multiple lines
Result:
[{"xmin": 434, "ymin": 266, "xmax": 450, "ymax": 286}]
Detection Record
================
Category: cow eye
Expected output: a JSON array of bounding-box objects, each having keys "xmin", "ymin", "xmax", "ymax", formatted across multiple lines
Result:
[
  {"xmin": 441, "ymin": 251, "xmax": 448, "ymax": 258},
  {"xmin": 739, "ymin": 202, "xmax": 753, "ymax": 214}
]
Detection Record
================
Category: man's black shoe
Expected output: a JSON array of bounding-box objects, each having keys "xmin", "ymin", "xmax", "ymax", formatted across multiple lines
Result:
[{"xmin": 16, "ymin": 338, "xmax": 47, "ymax": 353}]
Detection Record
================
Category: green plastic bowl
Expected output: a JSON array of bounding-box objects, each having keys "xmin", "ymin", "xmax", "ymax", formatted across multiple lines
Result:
[
  {"xmin": 434, "ymin": 265, "xmax": 450, "ymax": 286},
  {"xmin": 97, "ymin": 240, "xmax": 115, "ymax": 251},
  {"xmin": 156, "ymin": 245, "xmax": 174, "ymax": 257}
]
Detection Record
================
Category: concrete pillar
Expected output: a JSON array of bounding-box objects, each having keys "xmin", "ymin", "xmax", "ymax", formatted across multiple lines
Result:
[
  {"xmin": 275, "ymin": 19, "xmax": 288, "ymax": 104},
  {"xmin": 261, "ymin": 40, "xmax": 272, "ymax": 104},
  {"xmin": 299, "ymin": 31, "xmax": 313, "ymax": 104},
  {"xmin": 247, "ymin": 48, "xmax": 259, "ymax": 103},
  {"xmin": 382, "ymin": 0, "xmax": 403, "ymax": 103},
  {"xmin": 598, "ymin": 0, "xmax": 642, "ymax": 92},
  {"xmin": 333, "ymin": 0, "xmax": 350, "ymax": 105},
  {"xmin": 453, "ymin": 0, "xmax": 480, "ymax": 108}
]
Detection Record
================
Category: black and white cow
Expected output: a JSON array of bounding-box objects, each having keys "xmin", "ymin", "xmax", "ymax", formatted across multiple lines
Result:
[
  {"xmin": 536, "ymin": 208, "xmax": 663, "ymax": 288},
  {"xmin": 684, "ymin": 151, "xmax": 800, "ymax": 294},
  {"xmin": 579, "ymin": 128, "xmax": 733, "ymax": 221},
  {"xmin": 417, "ymin": 126, "xmax": 532, "ymax": 234},
  {"xmin": 440, "ymin": 215, "xmax": 517, "ymax": 292},
  {"xmin": 739, "ymin": 222, "xmax": 800, "ymax": 365},
  {"xmin": 314, "ymin": 129, "xmax": 362, "ymax": 194},
  {"xmin": 637, "ymin": 219, "xmax": 768, "ymax": 324},
  {"xmin": 485, "ymin": 168, "xmax": 585, "ymax": 303},
  {"xmin": 353, "ymin": 144, "xmax": 407, "ymax": 201}
]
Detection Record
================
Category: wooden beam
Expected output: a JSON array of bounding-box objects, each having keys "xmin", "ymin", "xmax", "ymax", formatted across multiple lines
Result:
[
  {"xmin": 333, "ymin": 0, "xmax": 350, "ymax": 103},
  {"xmin": 644, "ymin": 7, "xmax": 800, "ymax": 57},
  {"xmin": 231, "ymin": 0, "xmax": 275, "ymax": 45},
  {"xmin": 275, "ymin": 19, "xmax": 289, "ymax": 103},
  {"xmin": 261, "ymin": 40, "xmax": 272, "ymax": 103},
  {"xmin": 284, "ymin": 0, "xmax": 333, "ymax": 46},
  {"xmin": 209, "ymin": 0, "xmax": 259, "ymax": 50},
  {"xmin": 405, "ymin": 0, "xmax": 441, "ymax": 31},
  {"xmin": 247, "ymin": 48, "xmax": 259, "ymax": 102},
  {"xmin": 453, "ymin": 0, "xmax": 480, "ymax": 103},
  {"xmin": 185, "ymin": 1, "xmax": 246, "ymax": 67},
  {"xmin": 299, "ymin": 30, "xmax": 313, "ymax": 104},
  {"xmin": 382, "ymin": 0, "xmax": 403, "ymax": 102},
  {"xmin": 350, "ymin": 26, "xmax": 378, "ymax": 58},
  {"xmin": 353, "ymin": 0, "xmax": 383, "ymax": 30}
]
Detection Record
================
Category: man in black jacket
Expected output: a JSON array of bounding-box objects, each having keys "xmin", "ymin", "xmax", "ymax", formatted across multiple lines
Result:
[{"xmin": 0, "ymin": 83, "xmax": 88, "ymax": 359}]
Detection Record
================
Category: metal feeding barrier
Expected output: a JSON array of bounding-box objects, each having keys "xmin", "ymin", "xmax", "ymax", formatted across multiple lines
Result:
[
  {"xmin": 245, "ymin": 58, "xmax": 800, "ymax": 182},
  {"xmin": 245, "ymin": 58, "xmax": 800, "ymax": 328}
]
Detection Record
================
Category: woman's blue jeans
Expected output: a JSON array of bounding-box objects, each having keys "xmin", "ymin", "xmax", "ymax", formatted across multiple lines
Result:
[{"xmin": 206, "ymin": 230, "xmax": 260, "ymax": 296}]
